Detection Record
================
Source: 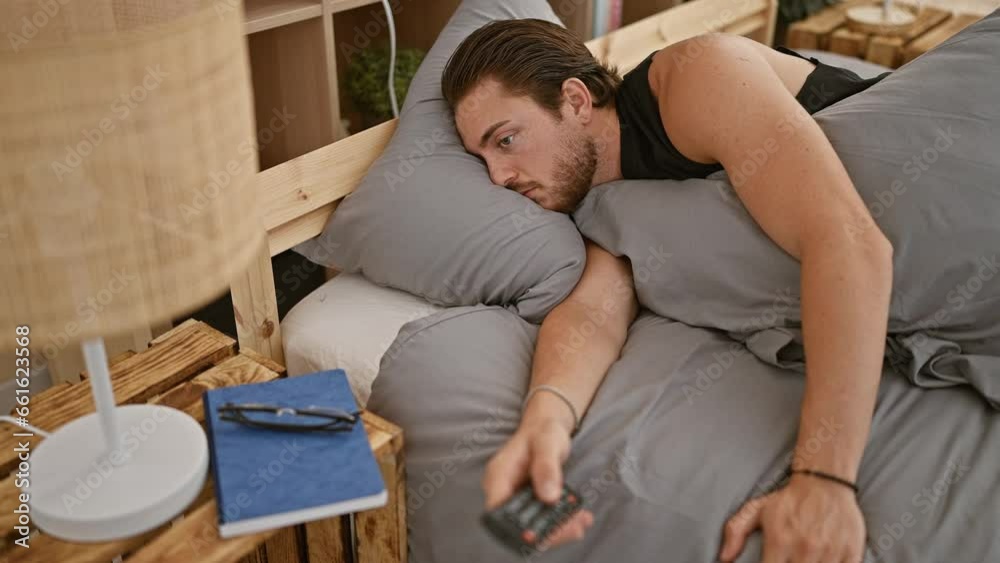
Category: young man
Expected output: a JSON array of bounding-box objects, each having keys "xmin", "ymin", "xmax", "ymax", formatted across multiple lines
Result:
[{"xmin": 442, "ymin": 19, "xmax": 894, "ymax": 563}]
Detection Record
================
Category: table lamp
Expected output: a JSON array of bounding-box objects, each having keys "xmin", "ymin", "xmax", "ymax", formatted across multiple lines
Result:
[{"xmin": 0, "ymin": 0, "xmax": 264, "ymax": 542}]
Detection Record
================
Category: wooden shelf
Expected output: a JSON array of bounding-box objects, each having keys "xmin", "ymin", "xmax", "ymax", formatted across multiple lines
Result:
[
  {"xmin": 245, "ymin": 0, "xmax": 323, "ymax": 34},
  {"xmin": 244, "ymin": 0, "xmax": 382, "ymax": 35},
  {"xmin": 329, "ymin": 0, "xmax": 383, "ymax": 14}
]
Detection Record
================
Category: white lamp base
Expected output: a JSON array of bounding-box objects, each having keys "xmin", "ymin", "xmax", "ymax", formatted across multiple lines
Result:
[{"xmin": 24, "ymin": 404, "xmax": 209, "ymax": 542}]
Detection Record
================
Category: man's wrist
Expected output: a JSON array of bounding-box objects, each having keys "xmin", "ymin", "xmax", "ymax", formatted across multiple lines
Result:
[
  {"xmin": 521, "ymin": 390, "xmax": 577, "ymax": 435},
  {"xmin": 788, "ymin": 471, "xmax": 858, "ymax": 498}
]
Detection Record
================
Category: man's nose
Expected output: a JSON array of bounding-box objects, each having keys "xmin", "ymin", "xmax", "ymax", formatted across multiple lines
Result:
[{"xmin": 488, "ymin": 163, "xmax": 516, "ymax": 189}]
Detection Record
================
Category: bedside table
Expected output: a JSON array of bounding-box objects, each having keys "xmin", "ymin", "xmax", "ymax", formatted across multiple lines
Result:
[
  {"xmin": 0, "ymin": 320, "xmax": 406, "ymax": 563},
  {"xmin": 786, "ymin": 1, "xmax": 983, "ymax": 68}
]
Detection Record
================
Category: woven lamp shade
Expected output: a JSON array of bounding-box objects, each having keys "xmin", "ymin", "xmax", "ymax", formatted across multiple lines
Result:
[{"xmin": 0, "ymin": 0, "xmax": 264, "ymax": 351}]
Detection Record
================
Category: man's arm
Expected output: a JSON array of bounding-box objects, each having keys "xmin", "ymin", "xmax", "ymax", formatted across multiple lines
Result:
[
  {"xmin": 654, "ymin": 34, "xmax": 893, "ymax": 563},
  {"xmin": 482, "ymin": 239, "xmax": 637, "ymax": 545}
]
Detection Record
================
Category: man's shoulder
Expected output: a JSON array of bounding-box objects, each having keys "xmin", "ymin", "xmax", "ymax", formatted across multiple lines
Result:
[{"xmin": 652, "ymin": 33, "xmax": 760, "ymax": 83}]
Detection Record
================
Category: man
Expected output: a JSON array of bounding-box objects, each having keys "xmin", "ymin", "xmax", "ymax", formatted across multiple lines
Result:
[{"xmin": 442, "ymin": 18, "xmax": 894, "ymax": 563}]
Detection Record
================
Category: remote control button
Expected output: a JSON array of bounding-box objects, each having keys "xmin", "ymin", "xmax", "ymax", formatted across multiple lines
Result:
[
  {"xmin": 506, "ymin": 488, "xmax": 535, "ymax": 514},
  {"xmin": 518, "ymin": 500, "xmax": 543, "ymax": 526},
  {"xmin": 522, "ymin": 530, "xmax": 536, "ymax": 544}
]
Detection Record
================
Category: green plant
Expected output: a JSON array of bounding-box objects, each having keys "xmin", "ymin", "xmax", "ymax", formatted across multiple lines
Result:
[
  {"xmin": 346, "ymin": 46, "xmax": 426, "ymax": 122},
  {"xmin": 779, "ymin": 0, "xmax": 839, "ymax": 22}
]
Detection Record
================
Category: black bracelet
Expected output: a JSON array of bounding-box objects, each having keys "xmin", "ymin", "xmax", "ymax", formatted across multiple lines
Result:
[{"xmin": 790, "ymin": 469, "xmax": 859, "ymax": 494}]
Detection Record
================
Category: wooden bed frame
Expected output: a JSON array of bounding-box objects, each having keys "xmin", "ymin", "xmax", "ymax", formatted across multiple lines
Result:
[{"xmin": 233, "ymin": 0, "xmax": 779, "ymax": 365}]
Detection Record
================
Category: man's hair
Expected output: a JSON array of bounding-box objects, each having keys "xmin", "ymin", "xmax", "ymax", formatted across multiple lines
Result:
[{"xmin": 441, "ymin": 19, "xmax": 623, "ymax": 121}]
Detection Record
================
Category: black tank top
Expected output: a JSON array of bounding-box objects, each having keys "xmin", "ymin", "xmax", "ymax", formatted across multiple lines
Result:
[{"xmin": 615, "ymin": 46, "xmax": 892, "ymax": 180}]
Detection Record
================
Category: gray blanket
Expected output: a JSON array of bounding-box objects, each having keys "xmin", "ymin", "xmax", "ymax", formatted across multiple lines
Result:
[
  {"xmin": 368, "ymin": 306, "xmax": 1000, "ymax": 562},
  {"xmin": 573, "ymin": 10, "xmax": 1000, "ymax": 408}
]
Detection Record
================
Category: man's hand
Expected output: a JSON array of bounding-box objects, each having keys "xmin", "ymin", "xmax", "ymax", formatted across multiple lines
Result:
[
  {"xmin": 718, "ymin": 474, "xmax": 866, "ymax": 563},
  {"xmin": 482, "ymin": 416, "xmax": 594, "ymax": 550}
]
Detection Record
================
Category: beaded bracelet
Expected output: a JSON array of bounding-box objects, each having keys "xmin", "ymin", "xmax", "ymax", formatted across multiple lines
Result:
[{"xmin": 790, "ymin": 468, "xmax": 859, "ymax": 494}]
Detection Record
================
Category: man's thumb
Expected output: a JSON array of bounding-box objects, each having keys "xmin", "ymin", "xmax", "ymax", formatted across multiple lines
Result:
[
  {"xmin": 718, "ymin": 495, "xmax": 766, "ymax": 562},
  {"xmin": 482, "ymin": 440, "xmax": 531, "ymax": 510}
]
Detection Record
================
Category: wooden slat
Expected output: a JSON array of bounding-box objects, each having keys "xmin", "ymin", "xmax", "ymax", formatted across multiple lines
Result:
[
  {"xmin": 126, "ymin": 500, "xmax": 274, "ymax": 563},
  {"xmin": 0, "ymin": 322, "xmax": 235, "ymax": 475},
  {"xmin": 361, "ymin": 411, "xmax": 402, "ymax": 456},
  {"xmin": 864, "ymin": 7, "xmax": 950, "ymax": 67},
  {"xmin": 866, "ymin": 35, "xmax": 904, "ymax": 67},
  {"xmin": 724, "ymin": 13, "xmax": 769, "ymax": 39},
  {"xmin": 828, "ymin": 27, "xmax": 869, "ymax": 57},
  {"xmin": 268, "ymin": 201, "xmax": 337, "ymax": 257},
  {"xmin": 786, "ymin": 6, "xmax": 849, "ymax": 50},
  {"xmin": 231, "ymin": 235, "xmax": 285, "ymax": 366},
  {"xmin": 260, "ymin": 527, "xmax": 302, "ymax": 563},
  {"xmin": 258, "ymin": 118, "xmax": 397, "ymax": 234},
  {"xmin": 151, "ymin": 354, "xmax": 282, "ymax": 421},
  {"xmin": 78, "ymin": 349, "xmax": 137, "ymax": 380},
  {"xmin": 355, "ymin": 412, "xmax": 405, "ymax": 563},
  {"xmin": 301, "ymin": 411, "xmax": 400, "ymax": 563},
  {"xmin": 305, "ymin": 517, "xmax": 352, "ymax": 563},
  {"xmin": 0, "ymin": 474, "xmax": 22, "ymax": 543},
  {"xmin": 3, "ymin": 526, "xmax": 161, "ymax": 563},
  {"xmin": 355, "ymin": 444, "xmax": 406, "ymax": 563},
  {"xmin": 902, "ymin": 12, "xmax": 982, "ymax": 64},
  {"xmin": 785, "ymin": 0, "xmax": 868, "ymax": 51},
  {"xmin": 150, "ymin": 318, "xmax": 202, "ymax": 346},
  {"xmin": 244, "ymin": 0, "xmax": 323, "ymax": 35},
  {"xmin": 239, "ymin": 549, "xmax": 268, "ymax": 563},
  {"xmin": 328, "ymin": 0, "xmax": 382, "ymax": 15},
  {"xmin": 898, "ymin": 7, "xmax": 953, "ymax": 42},
  {"xmin": 321, "ymin": 0, "xmax": 347, "ymax": 141},
  {"xmin": 759, "ymin": 0, "xmax": 778, "ymax": 46},
  {"xmin": 238, "ymin": 347, "xmax": 288, "ymax": 376}
]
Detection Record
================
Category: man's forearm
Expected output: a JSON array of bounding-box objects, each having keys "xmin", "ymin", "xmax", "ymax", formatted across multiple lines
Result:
[
  {"xmin": 794, "ymin": 235, "xmax": 893, "ymax": 481},
  {"xmin": 521, "ymin": 293, "xmax": 634, "ymax": 433}
]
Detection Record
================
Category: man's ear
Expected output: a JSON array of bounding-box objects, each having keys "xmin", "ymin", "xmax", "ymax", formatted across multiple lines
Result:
[{"xmin": 561, "ymin": 77, "xmax": 593, "ymax": 123}]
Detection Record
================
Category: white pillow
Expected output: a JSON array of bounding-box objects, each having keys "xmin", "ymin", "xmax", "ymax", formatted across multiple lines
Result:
[{"xmin": 282, "ymin": 273, "xmax": 443, "ymax": 406}]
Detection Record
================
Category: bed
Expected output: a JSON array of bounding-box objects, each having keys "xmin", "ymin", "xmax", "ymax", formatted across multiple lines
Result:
[{"xmin": 235, "ymin": 0, "xmax": 1000, "ymax": 561}]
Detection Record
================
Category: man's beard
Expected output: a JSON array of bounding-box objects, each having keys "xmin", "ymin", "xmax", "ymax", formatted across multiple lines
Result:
[
  {"xmin": 513, "ymin": 132, "xmax": 597, "ymax": 214},
  {"xmin": 548, "ymin": 133, "xmax": 598, "ymax": 213}
]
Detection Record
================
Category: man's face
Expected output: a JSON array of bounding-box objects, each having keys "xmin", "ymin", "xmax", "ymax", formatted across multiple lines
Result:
[{"xmin": 455, "ymin": 78, "xmax": 597, "ymax": 213}]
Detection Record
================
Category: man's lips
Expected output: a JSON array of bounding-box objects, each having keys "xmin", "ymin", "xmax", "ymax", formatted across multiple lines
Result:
[{"xmin": 519, "ymin": 187, "xmax": 537, "ymax": 198}]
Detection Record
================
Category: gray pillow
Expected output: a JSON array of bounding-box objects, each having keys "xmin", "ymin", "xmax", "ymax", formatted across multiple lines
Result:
[
  {"xmin": 573, "ymin": 10, "xmax": 1000, "ymax": 407},
  {"xmin": 293, "ymin": 0, "xmax": 584, "ymax": 323}
]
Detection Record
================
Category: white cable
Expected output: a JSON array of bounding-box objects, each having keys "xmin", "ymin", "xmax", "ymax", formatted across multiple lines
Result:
[
  {"xmin": 0, "ymin": 415, "xmax": 51, "ymax": 438},
  {"xmin": 380, "ymin": 0, "xmax": 400, "ymax": 119}
]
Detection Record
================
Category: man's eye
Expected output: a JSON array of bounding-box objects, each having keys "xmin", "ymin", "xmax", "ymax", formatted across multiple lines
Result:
[{"xmin": 498, "ymin": 134, "xmax": 514, "ymax": 148}]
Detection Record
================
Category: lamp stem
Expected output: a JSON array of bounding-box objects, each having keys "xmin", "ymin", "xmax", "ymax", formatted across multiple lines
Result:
[{"xmin": 82, "ymin": 337, "xmax": 121, "ymax": 455}]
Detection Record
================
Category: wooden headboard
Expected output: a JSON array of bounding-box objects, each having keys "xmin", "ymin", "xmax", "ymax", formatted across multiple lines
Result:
[{"xmin": 234, "ymin": 0, "xmax": 778, "ymax": 364}]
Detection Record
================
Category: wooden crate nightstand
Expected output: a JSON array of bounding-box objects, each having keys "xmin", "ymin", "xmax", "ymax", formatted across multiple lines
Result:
[
  {"xmin": 786, "ymin": 1, "xmax": 983, "ymax": 68},
  {"xmin": 0, "ymin": 320, "xmax": 406, "ymax": 563}
]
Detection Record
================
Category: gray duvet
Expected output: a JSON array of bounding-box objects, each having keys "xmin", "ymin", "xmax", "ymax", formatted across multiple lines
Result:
[
  {"xmin": 365, "ymin": 8, "xmax": 1000, "ymax": 563},
  {"xmin": 369, "ymin": 306, "xmax": 1000, "ymax": 562}
]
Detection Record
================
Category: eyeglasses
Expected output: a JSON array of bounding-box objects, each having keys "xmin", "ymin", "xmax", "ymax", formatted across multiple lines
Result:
[{"xmin": 218, "ymin": 402, "xmax": 361, "ymax": 432}]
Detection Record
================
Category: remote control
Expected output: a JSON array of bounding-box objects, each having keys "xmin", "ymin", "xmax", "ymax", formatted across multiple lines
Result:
[{"xmin": 481, "ymin": 482, "xmax": 583, "ymax": 555}]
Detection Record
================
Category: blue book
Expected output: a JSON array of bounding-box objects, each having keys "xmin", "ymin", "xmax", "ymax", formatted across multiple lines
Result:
[{"xmin": 203, "ymin": 369, "xmax": 387, "ymax": 538}]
